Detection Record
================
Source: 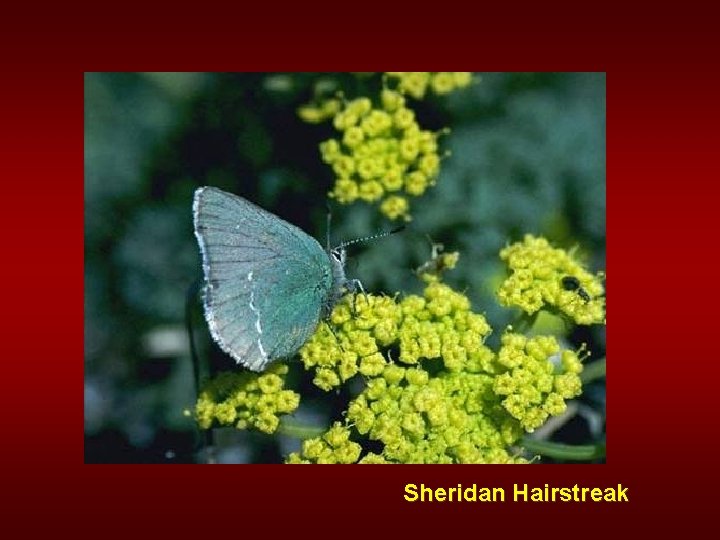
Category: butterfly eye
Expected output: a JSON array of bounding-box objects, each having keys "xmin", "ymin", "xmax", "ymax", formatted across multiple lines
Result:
[{"xmin": 330, "ymin": 248, "xmax": 345, "ymax": 264}]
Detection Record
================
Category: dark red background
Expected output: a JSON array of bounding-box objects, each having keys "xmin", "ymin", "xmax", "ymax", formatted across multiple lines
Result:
[{"xmin": 4, "ymin": 3, "xmax": 717, "ymax": 535}]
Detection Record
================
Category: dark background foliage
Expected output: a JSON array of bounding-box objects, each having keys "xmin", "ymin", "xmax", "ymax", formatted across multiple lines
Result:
[{"xmin": 84, "ymin": 72, "xmax": 605, "ymax": 463}]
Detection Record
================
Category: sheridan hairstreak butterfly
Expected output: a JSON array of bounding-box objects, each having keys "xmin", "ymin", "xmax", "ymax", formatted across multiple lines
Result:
[{"xmin": 192, "ymin": 186, "xmax": 351, "ymax": 372}]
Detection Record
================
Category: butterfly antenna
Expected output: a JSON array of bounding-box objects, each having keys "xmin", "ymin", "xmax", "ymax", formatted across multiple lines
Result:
[{"xmin": 338, "ymin": 225, "xmax": 406, "ymax": 250}]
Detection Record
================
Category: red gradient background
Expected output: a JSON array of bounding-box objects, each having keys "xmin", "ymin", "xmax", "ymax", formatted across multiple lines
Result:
[{"xmin": 4, "ymin": 4, "xmax": 717, "ymax": 536}]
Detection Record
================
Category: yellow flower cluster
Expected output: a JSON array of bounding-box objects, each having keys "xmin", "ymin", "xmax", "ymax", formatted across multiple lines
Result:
[
  {"xmin": 497, "ymin": 235, "xmax": 606, "ymax": 325},
  {"xmin": 300, "ymin": 294, "xmax": 401, "ymax": 391},
  {"xmin": 320, "ymin": 92, "xmax": 445, "ymax": 221},
  {"xmin": 286, "ymin": 422, "xmax": 362, "ymax": 464},
  {"xmin": 493, "ymin": 333, "xmax": 584, "ymax": 431},
  {"xmin": 300, "ymin": 281, "xmax": 491, "ymax": 391},
  {"xmin": 385, "ymin": 72, "xmax": 473, "ymax": 100},
  {"xmin": 342, "ymin": 364, "xmax": 532, "ymax": 464},
  {"xmin": 194, "ymin": 364, "xmax": 300, "ymax": 434},
  {"xmin": 293, "ymin": 261, "xmax": 586, "ymax": 463}
]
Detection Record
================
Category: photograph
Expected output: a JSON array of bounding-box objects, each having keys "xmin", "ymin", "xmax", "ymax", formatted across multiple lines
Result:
[{"xmin": 84, "ymin": 72, "xmax": 606, "ymax": 464}]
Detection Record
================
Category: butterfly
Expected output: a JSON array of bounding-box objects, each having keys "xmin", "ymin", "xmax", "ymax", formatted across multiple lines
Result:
[{"xmin": 193, "ymin": 187, "xmax": 349, "ymax": 371}]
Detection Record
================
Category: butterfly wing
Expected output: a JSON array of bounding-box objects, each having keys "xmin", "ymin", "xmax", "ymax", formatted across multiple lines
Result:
[{"xmin": 193, "ymin": 186, "xmax": 333, "ymax": 371}]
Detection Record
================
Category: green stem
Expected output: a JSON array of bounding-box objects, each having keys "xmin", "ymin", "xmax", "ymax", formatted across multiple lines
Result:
[
  {"xmin": 522, "ymin": 439, "xmax": 606, "ymax": 461},
  {"xmin": 580, "ymin": 357, "xmax": 606, "ymax": 383},
  {"xmin": 512, "ymin": 310, "xmax": 539, "ymax": 333},
  {"xmin": 277, "ymin": 419, "xmax": 326, "ymax": 440}
]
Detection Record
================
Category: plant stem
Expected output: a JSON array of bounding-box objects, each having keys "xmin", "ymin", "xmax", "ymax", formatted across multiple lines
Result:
[
  {"xmin": 522, "ymin": 439, "xmax": 606, "ymax": 461},
  {"xmin": 512, "ymin": 310, "xmax": 539, "ymax": 333},
  {"xmin": 277, "ymin": 419, "xmax": 326, "ymax": 439},
  {"xmin": 580, "ymin": 357, "xmax": 606, "ymax": 383}
]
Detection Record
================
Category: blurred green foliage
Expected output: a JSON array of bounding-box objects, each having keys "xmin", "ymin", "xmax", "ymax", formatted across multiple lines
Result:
[{"xmin": 84, "ymin": 72, "xmax": 605, "ymax": 463}]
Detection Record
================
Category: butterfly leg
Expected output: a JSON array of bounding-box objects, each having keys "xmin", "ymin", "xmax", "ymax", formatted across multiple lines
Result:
[
  {"xmin": 323, "ymin": 321, "xmax": 346, "ymax": 353},
  {"xmin": 346, "ymin": 278, "xmax": 368, "ymax": 314}
]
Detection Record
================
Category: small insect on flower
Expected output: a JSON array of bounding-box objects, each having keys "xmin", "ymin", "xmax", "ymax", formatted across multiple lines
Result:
[{"xmin": 561, "ymin": 276, "xmax": 591, "ymax": 302}]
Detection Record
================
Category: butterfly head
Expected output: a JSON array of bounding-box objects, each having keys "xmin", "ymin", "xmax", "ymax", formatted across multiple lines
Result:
[{"xmin": 323, "ymin": 246, "xmax": 348, "ymax": 316}]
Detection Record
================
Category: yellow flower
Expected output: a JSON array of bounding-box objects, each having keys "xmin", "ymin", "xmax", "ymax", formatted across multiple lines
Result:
[
  {"xmin": 492, "ymin": 332, "xmax": 585, "ymax": 432},
  {"xmin": 330, "ymin": 178, "xmax": 359, "ymax": 204},
  {"xmin": 381, "ymin": 89, "xmax": 405, "ymax": 111},
  {"xmin": 358, "ymin": 180, "xmax": 384, "ymax": 202},
  {"xmin": 497, "ymin": 235, "xmax": 606, "ymax": 325},
  {"xmin": 385, "ymin": 72, "xmax": 474, "ymax": 99},
  {"xmin": 192, "ymin": 364, "xmax": 300, "ymax": 434},
  {"xmin": 286, "ymin": 422, "xmax": 362, "ymax": 464},
  {"xmin": 303, "ymin": 73, "xmax": 473, "ymax": 219},
  {"xmin": 292, "ymin": 250, "xmax": 589, "ymax": 463},
  {"xmin": 297, "ymin": 98, "xmax": 342, "ymax": 124},
  {"xmin": 321, "ymin": 84, "xmax": 456, "ymax": 220},
  {"xmin": 431, "ymin": 72, "xmax": 456, "ymax": 94},
  {"xmin": 380, "ymin": 195, "xmax": 410, "ymax": 221}
]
